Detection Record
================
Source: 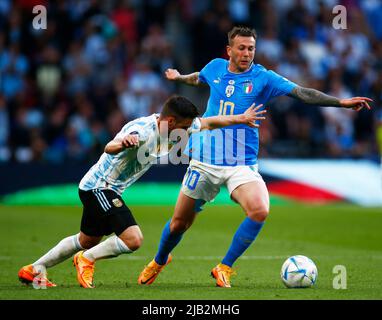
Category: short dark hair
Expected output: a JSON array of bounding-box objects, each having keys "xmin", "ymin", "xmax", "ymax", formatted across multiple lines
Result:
[
  {"xmin": 160, "ymin": 95, "xmax": 199, "ymax": 120},
  {"xmin": 228, "ymin": 26, "xmax": 257, "ymax": 45}
]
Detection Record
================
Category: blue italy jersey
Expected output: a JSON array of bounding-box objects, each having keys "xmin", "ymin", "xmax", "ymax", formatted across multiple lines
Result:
[{"xmin": 187, "ymin": 58, "xmax": 297, "ymax": 166}]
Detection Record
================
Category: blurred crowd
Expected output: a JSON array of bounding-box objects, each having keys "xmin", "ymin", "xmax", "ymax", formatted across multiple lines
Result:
[{"xmin": 0, "ymin": 0, "xmax": 381, "ymax": 163}]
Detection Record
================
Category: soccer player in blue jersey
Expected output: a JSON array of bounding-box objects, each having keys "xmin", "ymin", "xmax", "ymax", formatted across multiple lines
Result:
[
  {"xmin": 138, "ymin": 26, "xmax": 372, "ymax": 287},
  {"xmin": 17, "ymin": 95, "xmax": 265, "ymax": 288}
]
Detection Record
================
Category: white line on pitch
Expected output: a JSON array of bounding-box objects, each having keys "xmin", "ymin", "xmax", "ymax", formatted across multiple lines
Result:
[
  {"xmin": 0, "ymin": 256, "xmax": 10, "ymax": 260},
  {"xmin": 122, "ymin": 255, "xmax": 287, "ymax": 261},
  {"xmin": 3, "ymin": 255, "xmax": 382, "ymax": 261}
]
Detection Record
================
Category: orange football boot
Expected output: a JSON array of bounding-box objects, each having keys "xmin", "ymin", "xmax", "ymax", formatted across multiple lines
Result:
[
  {"xmin": 18, "ymin": 264, "xmax": 57, "ymax": 288},
  {"xmin": 211, "ymin": 263, "xmax": 236, "ymax": 288},
  {"xmin": 138, "ymin": 254, "xmax": 172, "ymax": 285},
  {"xmin": 73, "ymin": 251, "xmax": 95, "ymax": 288}
]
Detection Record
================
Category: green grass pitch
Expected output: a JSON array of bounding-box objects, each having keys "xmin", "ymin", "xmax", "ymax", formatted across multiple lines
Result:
[{"xmin": 0, "ymin": 204, "xmax": 381, "ymax": 300}]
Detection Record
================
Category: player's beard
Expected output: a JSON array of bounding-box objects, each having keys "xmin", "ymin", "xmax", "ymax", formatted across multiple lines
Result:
[{"xmin": 232, "ymin": 57, "xmax": 253, "ymax": 73}]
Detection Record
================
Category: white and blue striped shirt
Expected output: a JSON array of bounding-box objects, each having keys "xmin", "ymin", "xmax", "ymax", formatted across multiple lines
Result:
[{"xmin": 79, "ymin": 114, "xmax": 201, "ymax": 195}]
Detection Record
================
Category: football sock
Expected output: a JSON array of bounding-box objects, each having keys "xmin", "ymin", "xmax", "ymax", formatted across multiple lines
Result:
[
  {"xmin": 221, "ymin": 217, "xmax": 264, "ymax": 267},
  {"xmin": 154, "ymin": 220, "xmax": 183, "ymax": 265},
  {"xmin": 33, "ymin": 233, "xmax": 83, "ymax": 268},
  {"xmin": 83, "ymin": 236, "xmax": 132, "ymax": 262}
]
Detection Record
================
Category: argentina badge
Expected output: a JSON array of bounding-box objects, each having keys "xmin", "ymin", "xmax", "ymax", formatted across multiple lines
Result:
[{"xmin": 112, "ymin": 198, "xmax": 123, "ymax": 208}]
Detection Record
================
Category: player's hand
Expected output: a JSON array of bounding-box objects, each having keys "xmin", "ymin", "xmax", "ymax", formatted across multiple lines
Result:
[
  {"xmin": 340, "ymin": 97, "xmax": 373, "ymax": 111},
  {"xmin": 165, "ymin": 68, "xmax": 180, "ymax": 81},
  {"xmin": 244, "ymin": 103, "xmax": 266, "ymax": 128},
  {"xmin": 122, "ymin": 134, "xmax": 139, "ymax": 149}
]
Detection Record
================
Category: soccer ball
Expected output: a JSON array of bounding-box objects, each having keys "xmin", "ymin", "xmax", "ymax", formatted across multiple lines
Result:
[{"xmin": 281, "ymin": 255, "xmax": 318, "ymax": 288}]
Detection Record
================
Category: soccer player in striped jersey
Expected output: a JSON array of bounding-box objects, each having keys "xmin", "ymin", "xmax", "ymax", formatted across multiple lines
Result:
[
  {"xmin": 18, "ymin": 95, "xmax": 266, "ymax": 288},
  {"xmin": 138, "ymin": 26, "xmax": 372, "ymax": 288}
]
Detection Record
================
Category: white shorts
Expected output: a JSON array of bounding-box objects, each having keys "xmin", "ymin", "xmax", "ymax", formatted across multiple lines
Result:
[{"xmin": 181, "ymin": 159, "xmax": 264, "ymax": 204}]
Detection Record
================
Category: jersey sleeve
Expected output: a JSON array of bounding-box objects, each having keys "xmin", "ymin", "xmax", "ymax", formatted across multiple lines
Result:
[
  {"xmin": 198, "ymin": 59, "xmax": 222, "ymax": 85},
  {"xmin": 187, "ymin": 117, "xmax": 202, "ymax": 136},
  {"xmin": 265, "ymin": 70, "xmax": 298, "ymax": 99},
  {"xmin": 114, "ymin": 123, "xmax": 146, "ymax": 142}
]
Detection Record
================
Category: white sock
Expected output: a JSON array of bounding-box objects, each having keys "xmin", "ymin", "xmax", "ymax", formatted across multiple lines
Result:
[
  {"xmin": 83, "ymin": 236, "xmax": 132, "ymax": 262},
  {"xmin": 33, "ymin": 233, "xmax": 83, "ymax": 268}
]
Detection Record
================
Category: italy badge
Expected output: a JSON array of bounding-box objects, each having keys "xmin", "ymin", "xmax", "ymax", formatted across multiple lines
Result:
[{"xmin": 243, "ymin": 81, "xmax": 253, "ymax": 94}]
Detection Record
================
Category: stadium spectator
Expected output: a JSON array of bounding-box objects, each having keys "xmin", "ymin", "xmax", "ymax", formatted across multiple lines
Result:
[
  {"xmin": 63, "ymin": 40, "xmax": 92, "ymax": 96},
  {"xmin": 0, "ymin": 42, "xmax": 28, "ymax": 99}
]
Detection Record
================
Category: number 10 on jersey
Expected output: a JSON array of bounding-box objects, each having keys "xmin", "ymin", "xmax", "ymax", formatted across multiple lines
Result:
[
  {"xmin": 219, "ymin": 100, "xmax": 235, "ymax": 115},
  {"xmin": 185, "ymin": 169, "xmax": 200, "ymax": 190}
]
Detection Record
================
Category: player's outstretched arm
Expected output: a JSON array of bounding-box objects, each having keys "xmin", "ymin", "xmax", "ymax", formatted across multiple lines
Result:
[
  {"xmin": 165, "ymin": 68, "xmax": 203, "ymax": 86},
  {"xmin": 105, "ymin": 134, "xmax": 140, "ymax": 155},
  {"xmin": 200, "ymin": 103, "xmax": 266, "ymax": 130},
  {"xmin": 288, "ymin": 86, "xmax": 373, "ymax": 111}
]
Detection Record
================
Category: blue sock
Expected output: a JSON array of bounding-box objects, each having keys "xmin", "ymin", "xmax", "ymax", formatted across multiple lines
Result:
[
  {"xmin": 154, "ymin": 221, "xmax": 183, "ymax": 265},
  {"xmin": 222, "ymin": 217, "xmax": 264, "ymax": 267}
]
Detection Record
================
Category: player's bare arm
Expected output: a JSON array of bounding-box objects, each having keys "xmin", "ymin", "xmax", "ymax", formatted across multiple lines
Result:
[
  {"xmin": 200, "ymin": 103, "xmax": 266, "ymax": 130},
  {"xmin": 104, "ymin": 134, "xmax": 140, "ymax": 155},
  {"xmin": 289, "ymin": 86, "xmax": 373, "ymax": 111},
  {"xmin": 165, "ymin": 69, "xmax": 204, "ymax": 87}
]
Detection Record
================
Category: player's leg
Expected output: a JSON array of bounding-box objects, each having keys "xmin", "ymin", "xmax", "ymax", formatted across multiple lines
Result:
[
  {"xmin": 138, "ymin": 162, "xmax": 217, "ymax": 285},
  {"xmin": 158, "ymin": 162, "xmax": 219, "ymax": 264},
  {"xmin": 212, "ymin": 167, "xmax": 269, "ymax": 287},
  {"xmin": 81, "ymin": 226, "xmax": 142, "ymax": 262},
  {"xmin": 18, "ymin": 232, "xmax": 101, "ymax": 288},
  {"xmin": 74, "ymin": 189, "xmax": 140, "ymax": 288},
  {"xmin": 223, "ymin": 179, "xmax": 269, "ymax": 265},
  {"xmin": 18, "ymin": 219, "xmax": 101, "ymax": 287},
  {"xmin": 78, "ymin": 232, "xmax": 103, "ymax": 249},
  {"xmin": 74, "ymin": 226, "xmax": 141, "ymax": 289},
  {"xmin": 18, "ymin": 232, "xmax": 90, "ymax": 288},
  {"xmin": 156, "ymin": 191, "xmax": 199, "ymax": 264},
  {"xmin": 32, "ymin": 231, "xmax": 101, "ymax": 268},
  {"xmin": 137, "ymin": 190, "xmax": 198, "ymax": 285}
]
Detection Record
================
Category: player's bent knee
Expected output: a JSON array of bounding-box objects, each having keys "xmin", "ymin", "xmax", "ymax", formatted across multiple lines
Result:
[
  {"xmin": 79, "ymin": 233, "xmax": 102, "ymax": 249},
  {"xmin": 247, "ymin": 205, "xmax": 270, "ymax": 222},
  {"xmin": 124, "ymin": 233, "xmax": 143, "ymax": 251},
  {"xmin": 80, "ymin": 239, "xmax": 99, "ymax": 249},
  {"xmin": 118, "ymin": 225, "xmax": 143, "ymax": 251}
]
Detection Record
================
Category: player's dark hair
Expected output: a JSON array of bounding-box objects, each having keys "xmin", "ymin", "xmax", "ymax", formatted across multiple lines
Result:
[
  {"xmin": 228, "ymin": 26, "xmax": 257, "ymax": 45},
  {"xmin": 160, "ymin": 95, "xmax": 199, "ymax": 120}
]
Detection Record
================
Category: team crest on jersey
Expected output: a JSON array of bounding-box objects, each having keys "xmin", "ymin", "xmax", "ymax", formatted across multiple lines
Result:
[
  {"xmin": 225, "ymin": 84, "xmax": 235, "ymax": 97},
  {"xmin": 243, "ymin": 81, "xmax": 253, "ymax": 94},
  {"xmin": 112, "ymin": 198, "xmax": 123, "ymax": 207}
]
